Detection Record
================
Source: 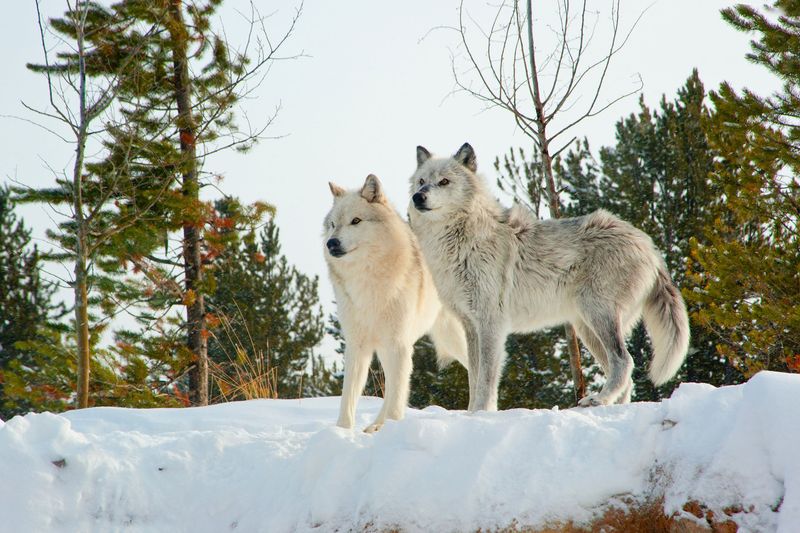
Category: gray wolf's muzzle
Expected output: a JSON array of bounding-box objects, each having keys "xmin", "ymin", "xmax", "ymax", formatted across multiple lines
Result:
[
  {"xmin": 326, "ymin": 238, "xmax": 346, "ymax": 257},
  {"xmin": 412, "ymin": 191, "xmax": 430, "ymax": 212}
]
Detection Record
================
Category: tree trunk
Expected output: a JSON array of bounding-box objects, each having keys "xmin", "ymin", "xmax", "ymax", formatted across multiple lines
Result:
[
  {"xmin": 74, "ymin": 238, "xmax": 91, "ymax": 408},
  {"xmin": 73, "ymin": 6, "xmax": 91, "ymax": 409},
  {"xmin": 527, "ymin": 0, "xmax": 586, "ymax": 403},
  {"xmin": 542, "ymin": 145, "xmax": 586, "ymax": 403},
  {"xmin": 167, "ymin": 0, "xmax": 208, "ymax": 406},
  {"xmin": 540, "ymin": 138, "xmax": 586, "ymax": 403}
]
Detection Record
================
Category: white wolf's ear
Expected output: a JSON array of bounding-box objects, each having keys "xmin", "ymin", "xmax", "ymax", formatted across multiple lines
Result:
[
  {"xmin": 360, "ymin": 174, "xmax": 386, "ymax": 204},
  {"xmin": 416, "ymin": 146, "xmax": 432, "ymax": 168},
  {"xmin": 329, "ymin": 182, "xmax": 346, "ymax": 198},
  {"xmin": 454, "ymin": 143, "xmax": 477, "ymax": 172}
]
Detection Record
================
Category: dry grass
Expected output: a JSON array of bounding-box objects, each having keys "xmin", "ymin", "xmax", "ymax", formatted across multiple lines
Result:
[
  {"xmin": 364, "ymin": 497, "xmax": 744, "ymax": 533},
  {"xmin": 369, "ymin": 366, "xmax": 385, "ymax": 398},
  {"xmin": 500, "ymin": 498, "xmax": 673, "ymax": 533},
  {"xmin": 209, "ymin": 345, "xmax": 278, "ymax": 401},
  {"xmin": 208, "ymin": 312, "xmax": 278, "ymax": 401}
]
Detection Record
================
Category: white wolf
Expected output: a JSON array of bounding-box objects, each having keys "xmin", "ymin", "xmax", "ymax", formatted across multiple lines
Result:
[
  {"xmin": 408, "ymin": 143, "xmax": 690, "ymax": 411},
  {"xmin": 324, "ymin": 174, "xmax": 467, "ymax": 432}
]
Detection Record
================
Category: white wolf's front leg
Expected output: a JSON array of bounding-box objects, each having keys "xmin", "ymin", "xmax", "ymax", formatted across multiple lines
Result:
[
  {"xmin": 337, "ymin": 343, "xmax": 372, "ymax": 429},
  {"xmin": 365, "ymin": 342, "xmax": 413, "ymax": 433}
]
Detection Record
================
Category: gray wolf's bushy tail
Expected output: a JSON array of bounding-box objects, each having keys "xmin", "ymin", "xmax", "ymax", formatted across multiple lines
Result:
[{"xmin": 643, "ymin": 266, "xmax": 690, "ymax": 385}]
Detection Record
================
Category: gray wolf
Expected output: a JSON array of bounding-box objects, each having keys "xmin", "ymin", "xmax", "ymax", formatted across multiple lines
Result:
[
  {"xmin": 324, "ymin": 174, "xmax": 467, "ymax": 431},
  {"xmin": 408, "ymin": 143, "xmax": 689, "ymax": 410}
]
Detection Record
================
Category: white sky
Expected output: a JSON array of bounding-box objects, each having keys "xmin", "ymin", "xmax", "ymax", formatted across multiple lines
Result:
[{"xmin": 0, "ymin": 1, "xmax": 776, "ymax": 362}]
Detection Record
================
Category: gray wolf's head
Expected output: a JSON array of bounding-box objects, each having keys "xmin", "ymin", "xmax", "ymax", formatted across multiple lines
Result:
[
  {"xmin": 409, "ymin": 143, "xmax": 482, "ymax": 218},
  {"xmin": 323, "ymin": 174, "xmax": 399, "ymax": 262}
]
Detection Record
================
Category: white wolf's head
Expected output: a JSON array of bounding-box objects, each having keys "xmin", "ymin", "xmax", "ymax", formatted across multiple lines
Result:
[
  {"xmin": 323, "ymin": 174, "xmax": 403, "ymax": 264},
  {"xmin": 409, "ymin": 143, "xmax": 485, "ymax": 219}
]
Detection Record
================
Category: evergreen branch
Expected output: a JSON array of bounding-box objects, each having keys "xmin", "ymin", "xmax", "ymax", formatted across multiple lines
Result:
[
  {"xmin": 127, "ymin": 255, "xmax": 184, "ymax": 301},
  {"xmin": 144, "ymin": 255, "xmax": 184, "ymax": 268}
]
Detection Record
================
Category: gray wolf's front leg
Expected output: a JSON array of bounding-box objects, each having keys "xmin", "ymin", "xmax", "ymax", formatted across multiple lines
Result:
[
  {"xmin": 473, "ymin": 317, "xmax": 507, "ymax": 412},
  {"xmin": 459, "ymin": 315, "xmax": 480, "ymax": 411}
]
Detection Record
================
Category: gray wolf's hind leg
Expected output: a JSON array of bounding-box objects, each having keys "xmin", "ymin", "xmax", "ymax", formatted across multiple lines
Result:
[
  {"xmin": 576, "ymin": 311, "xmax": 633, "ymax": 407},
  {"xmin": 574, "ymin": 318, "xmax": 633, "ymax": 404},
  {"xmin": 574, "ymin": 319, "xmax": 609, "ymax": 374}
]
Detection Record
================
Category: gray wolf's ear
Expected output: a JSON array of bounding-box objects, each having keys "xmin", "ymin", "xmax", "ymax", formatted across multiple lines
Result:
[
  {"xmin": 416, "ymin": 146, "xmax": 432, "ymax": 168},
  {"xmin": 328, "ymin": 182, "xmax": 346, "ymax": 198},
  {"xmin": 454, "ymin": 143, "xmax": 477, "ymax": 172},
  {"xmin": 360, "ymin": 174, "xmax": 385, "ymax": 203}
]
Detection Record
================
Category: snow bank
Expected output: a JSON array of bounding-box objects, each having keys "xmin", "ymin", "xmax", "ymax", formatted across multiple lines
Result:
[{"xmin": 0, "ymin": 371, "xmax": 797, "ymax": 532}]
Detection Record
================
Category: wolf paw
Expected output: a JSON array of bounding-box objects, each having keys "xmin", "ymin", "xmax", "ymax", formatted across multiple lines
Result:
[
  {"xmin": 578, "ymin": 394, "xmax": 606, "ymax": 407},
  {"xmin": 363, "ymin": 422, "xmax": 383, "ymax": 434}
]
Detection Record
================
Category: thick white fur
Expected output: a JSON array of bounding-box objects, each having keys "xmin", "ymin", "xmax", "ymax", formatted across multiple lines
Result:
[
  {"xmin": 324, "ymin": 175, "xmax": 467, "ymax": 432},
  {"xmin": 408, "ymin": 144, "xmax": 690, "ymax": 411}
]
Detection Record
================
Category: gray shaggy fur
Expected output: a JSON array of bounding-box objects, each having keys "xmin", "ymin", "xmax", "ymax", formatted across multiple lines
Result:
[{"xmin": 408, "ymin": 143, "xmax": 690, "ymax": 410}]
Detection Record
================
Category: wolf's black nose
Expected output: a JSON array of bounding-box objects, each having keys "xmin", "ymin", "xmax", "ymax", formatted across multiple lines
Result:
[
  {"xmin": 326, "ymin": 238, "xmax": 346, "ymax": 257},
  {"xmin": 412, "ymin": 191, "xmax": 427, "ymax": 208}
]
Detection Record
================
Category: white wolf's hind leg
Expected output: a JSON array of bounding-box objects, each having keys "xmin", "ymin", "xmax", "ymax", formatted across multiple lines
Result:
[
  {"xmin": 365, "ymin": 343, "xmax": 413, "ymax": 433},
  {"xmin": 337, "ymin": 344, "xmax": 372, "ymax": 429}
]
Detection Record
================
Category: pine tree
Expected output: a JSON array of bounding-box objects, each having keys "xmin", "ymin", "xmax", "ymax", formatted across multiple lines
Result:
[
  {"xmin": 558, "ymin": 139, "xmax": 603, "ymax": 217},
  {"xmin": 0, "ymin": 188, "xmax": 66, "ymax": 418},
  {"xmin": 207, "ymin": 201, "xmax": 334, "ymax": 400},
  {"xmin": 499, "ymin": 331, "xmax": 585, "ymax": 409},
  {"xmin": 22, "ymin": 0, "xmax": 301, "ymax": 406},
  {"xmin": 112, "ymin": 0, "xmax": 300, "ymax": 405},
  {"xmin": 408, "ymin": 338, "xmax": 471, "ymax": 410},
  {"xmin": 1, "ymin": 180, "xmax": 184, "ymax": 412},
  {"xmin": 686, "ymin": 1, "xmax": 800, "ymax": 376},
  {"xmin": 594, "ymin": 70, "xmax": 740, "ymax": 397},
  {"xmin": 14, "ymin": 1, "xmax": 176, "ymax": 408}
]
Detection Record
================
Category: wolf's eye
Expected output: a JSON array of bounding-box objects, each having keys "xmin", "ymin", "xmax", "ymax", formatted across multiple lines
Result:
[
  {"xmin": 418, "ymin": 178, "xmax": 424, "ymax": 186},
  {"xmin": 351, "ymin": 217, "xmax": 362, "ymax": 225},
  {"xmin": 438, "ymin": 178, "xmax": 450, "ymax": 186},
  {"xmin": 330, "ymin": 221, "xmax": 335, "ymax": 229}
]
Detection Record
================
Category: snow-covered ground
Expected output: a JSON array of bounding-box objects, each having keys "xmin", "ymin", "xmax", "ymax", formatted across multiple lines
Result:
[{"xmin": 0, "ymin": 371, "xmax": 797, "ymax": 532}]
